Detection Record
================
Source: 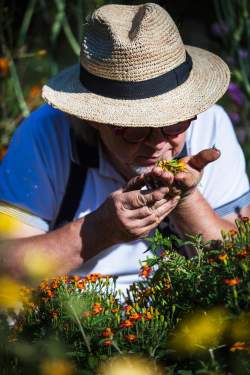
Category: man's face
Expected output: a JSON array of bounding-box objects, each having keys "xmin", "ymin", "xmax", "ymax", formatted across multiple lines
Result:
[{"xmin": 91, "ymin": 118, "xmax": 196, "ymax": 178}]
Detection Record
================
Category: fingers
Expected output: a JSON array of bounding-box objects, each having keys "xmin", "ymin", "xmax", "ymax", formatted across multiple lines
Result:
[
  {"xmin": 128, "ymin": 196, "xmax": 180, "ymax": 221},
  {"xmin": 123, "ymin": 186, "xmax": 170, "ymax": 209},
  {"xmin": 127, "ymin": 196, "xmax": 180, "ymax": 238},
  {"xmin": 123, "ymin": 174, "xmax": 146, "ymax": 192},
  {"xmin": 188, "ymin": 148, "xmax": 221, "ymax": 171},
  {"xmin": 144, "ymin": 166, "xmax": 174, "ymax": 189}
]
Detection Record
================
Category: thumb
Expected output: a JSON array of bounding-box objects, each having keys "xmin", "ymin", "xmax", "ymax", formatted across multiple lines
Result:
[
  {"xmin": 189, "ymin": 148, "xmax": 221, "ymax": 171},
  {"xmin": 123, "ymin": 174, "xmax": 146, "ymax": 192}
]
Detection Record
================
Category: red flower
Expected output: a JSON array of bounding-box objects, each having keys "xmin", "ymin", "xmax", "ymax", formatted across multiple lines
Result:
[{"xmin": 102, "ymin": 328, "xmax": 113, "ymax": 338}]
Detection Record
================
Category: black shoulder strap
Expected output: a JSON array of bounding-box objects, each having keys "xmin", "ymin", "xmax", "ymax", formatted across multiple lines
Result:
[{"xmin": 53, "ymin": 128, "xmax": 99, "ymax": 229}]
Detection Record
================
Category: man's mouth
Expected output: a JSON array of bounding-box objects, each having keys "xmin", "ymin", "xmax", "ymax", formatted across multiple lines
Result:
[{"xmin": 135, "ymin": 156, "xmax": 160, "ymax": 165}]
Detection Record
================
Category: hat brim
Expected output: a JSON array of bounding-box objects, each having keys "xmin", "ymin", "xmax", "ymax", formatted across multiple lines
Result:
[{"xmin": 42, "ymin": 46, "xmax": 230, "ymax": 127}]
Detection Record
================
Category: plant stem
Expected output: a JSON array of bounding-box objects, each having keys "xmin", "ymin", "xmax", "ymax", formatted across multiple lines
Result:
[
  {"xmin": 68, "ymin": 301, "xmax": 92, "ymax": 353},
  {"xmin": 17, "ymin": 0, "xmax": 37, "ymax": 47}
]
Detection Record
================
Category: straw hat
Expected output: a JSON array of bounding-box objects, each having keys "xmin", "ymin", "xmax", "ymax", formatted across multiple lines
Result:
[{"xmin": 42, "ymin": 3, "xmax": 230, "ymax": 127}]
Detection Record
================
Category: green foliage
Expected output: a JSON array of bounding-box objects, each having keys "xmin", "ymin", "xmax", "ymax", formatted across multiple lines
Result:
[{"xmin": 1, "ymin": 218, "xmax": 250, "ymax": 374}]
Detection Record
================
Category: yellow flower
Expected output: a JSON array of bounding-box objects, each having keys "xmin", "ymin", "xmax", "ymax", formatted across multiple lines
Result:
[
  {"xmin": 0, "ymin": 277, "xmax": 24, "ymax": 309},
  {"xmin": 156, "ymin": 159, "xmax": 187, "ymax": 175},
  {"xmin": 0, "ymin": 212, "xmax": 20, "ymax": 238},
  {"xmin": 23, "ymin": 249, "xmax": 59, "ymax": 281},
  {"xmin": 97, "ymin": 354, "xmax": 164, "ymax": 375},
  {"xmin": 40, "ymin": 359, "xmax": 75, "ymax": 375},
  {"xmin": 218, "ymin": 253, "xmax": 228, "ymax": 262},
  {"xmin": 170, "ymin": 308, "xmax": 227, "ymax": 353}
]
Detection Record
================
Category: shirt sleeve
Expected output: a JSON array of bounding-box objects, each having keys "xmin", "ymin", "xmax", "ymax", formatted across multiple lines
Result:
[
  {"xmin": 0, "ymin": 104, "xmax": 71, "ymax": 225},
  {"xmin": 195, "ymin": 105, "xmax": 250, "ymax": 216}
]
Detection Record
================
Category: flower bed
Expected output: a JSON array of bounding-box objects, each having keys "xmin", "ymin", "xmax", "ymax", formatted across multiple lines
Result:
[{"xmin": 1, "ymin": 218, "xmax": 250, "ymax": 374}]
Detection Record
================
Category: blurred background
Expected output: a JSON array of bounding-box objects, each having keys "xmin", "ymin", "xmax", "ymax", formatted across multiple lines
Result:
[{"xmin": 0, "ymin": 0, "xmax": 250, "ymax": 175}]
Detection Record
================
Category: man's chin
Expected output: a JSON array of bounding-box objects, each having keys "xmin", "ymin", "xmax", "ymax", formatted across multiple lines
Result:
[{"xmin": 129, "ymin": 164, "xmax": 155, "ymax": 176}]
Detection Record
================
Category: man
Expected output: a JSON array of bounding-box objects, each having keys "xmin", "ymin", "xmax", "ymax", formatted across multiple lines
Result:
[{"xmin": 0, "ymin": 3, "xmax": 249, "ymax": 292}]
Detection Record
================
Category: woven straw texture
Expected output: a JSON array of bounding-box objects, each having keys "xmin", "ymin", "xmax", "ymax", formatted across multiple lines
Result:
[{"xmin": 42, "ymin": 3, "xmax": 230, "ymax": 127}]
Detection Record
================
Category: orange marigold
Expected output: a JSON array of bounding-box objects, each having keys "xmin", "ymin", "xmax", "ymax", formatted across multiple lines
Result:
[
  {"xmin": 103, "ymin": 340, "xmax": 113, "ymax": 346},
  {"xmin": 102, "ymin": 328, "xmax": 113, "ymax": 338},
  {"xmin": 125, "ymin": 334, "xmax": 137, "ymax": 342},
  {"xmin": 120, "ymin": 319, "xmax": 134, "ymax": 329},
  {"xmin": 123, "ymin": 305, "xmax": 132, "ymax": 313},
  {"xmin": 229, "ymin": 229, "xmax": 237, "ymax": 237},
  {"xmin": 236, "ymin": 249, "xmax": 248, "ymax": 258},
  {"xmin": 230, "ymin": 342, "xmax": 248, "ymax": 352},
  {"xmin": 92, "ymin": 303, "xmax": 103, "ymax": 315},
  {"xmin": 224, "ymin": 277, "xmax": 241, "ymax": 286},
  {"xmin": 28, "ymin": 86, "xmax": 41, "ymax": 101},
  {"xmin": 129, "ymin": 313, "xmax": 142, "ymax": 321},
  {"xmin": 218, "ymin": 253, "xmax": 228, "ymax": 262},
  {"xmin": 0, "ymin": 57, "xmax": 9, "ymax": 76},
  {"xmin": 139, "ymin": 265, "xmax": 152, "ymax": 278},
  {"xmin": 0, "ymin": 146, "xmax": 8, "ymax": 161},
  {"xmin": 145, "ymin": 311, "xmax": 153, "ymax": 320},
  {"xmin": 76, "ymin": 280, "xmax": 86, "ymax": 289}
]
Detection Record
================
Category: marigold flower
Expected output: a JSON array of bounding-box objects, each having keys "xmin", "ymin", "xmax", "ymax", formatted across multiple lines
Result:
[
  {"xmin": 129, "ymin": 313, "xmax": 142, "ymax": 321},
  {"xmin": 0, "ymin": 146, "xmax": 8, "ymax": 160},
  {"xmin": 241, "ymin": 216, "xmax": 249, "ymax": 222},
  {"xmin": 229, "ymin": 229, "xmax": 237, "ymax": 236},
  {"xmin": 27, "ymin": 86, "xmax": 42, "ymax": 102},
  {"xmin": 145, "ymin": 311, "xmax": 153, "ymax": 320},
  {"xmin": 0, "ymin": 57, "xmax": 10, "ymax": 76},
  {"xmin": 156, "ymin": 159, "xmax": 187, "ymax": 175},
  {"xmin": 40, "ymin": 358, "xmax": 74, "ymax": 375},
  {"xmin": 92, "ymin": 302, "xmax": 103, "ymax": 315},
  {"xmin": 224, "ymin": 277, "xmax": 241, "ymax": 286},
  {"xmin": 111, "ymin": 308, "xmax": 119, "ymax": 313},
  {"xmin": 125, "ymin": 334, "xmax": 137, "ymax": 342},
  {"xmin": 46, "ymin": 289, "xmax": 54, "ymax": 298},
  {"xmin": 120, "ymin": 319, "xmax": 134, "ymax": 329},
  {"xmin": 230, "ymin": 341, "xmax": 248, "ymax": 352},
  {"xmin": 236, "ymin": 249, "xmax": 248, "ymax": 258},
  {"xmin": 102, "ymin": 328, "xmax": 113, "ymax": 338},
  {"xmin": 139, "ymin": 265, "xmax": 152, "ymax": 278},
  {"xmin": 218, "ymin": 253, "xmax": 228, "ymax": 262},
  {"xmin": 123, "ymin": 305, "xmax": 132, "ymax": 313},
  {"xmin": 76, "ymin": 280, "xmax": 86, "ymax": 289},
  {"xmin": 102, "ymin": 339, "xmax": 113, "ymax": 346},
  {"xmin": 72, "ymin": 275, "xmax": 81, "ymax": 282},
  {"xmin": 86, "ymin": 273, "xmax": 102, "ymax": 283}
]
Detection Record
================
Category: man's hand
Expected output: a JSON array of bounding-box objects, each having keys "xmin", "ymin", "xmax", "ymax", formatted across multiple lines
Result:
[
  {"xmin": 174, "ymin": 148, "xmax": 221, "ymax": 197},
  {"xmin": 82, "ymin": 175, "xmax": 180, "ymax": 259}
]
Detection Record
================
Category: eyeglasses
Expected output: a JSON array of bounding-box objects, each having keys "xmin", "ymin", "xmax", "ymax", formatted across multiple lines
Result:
[{"xmin": 110, "ymin": 117, "xmax": 196, "ymax": 144}]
